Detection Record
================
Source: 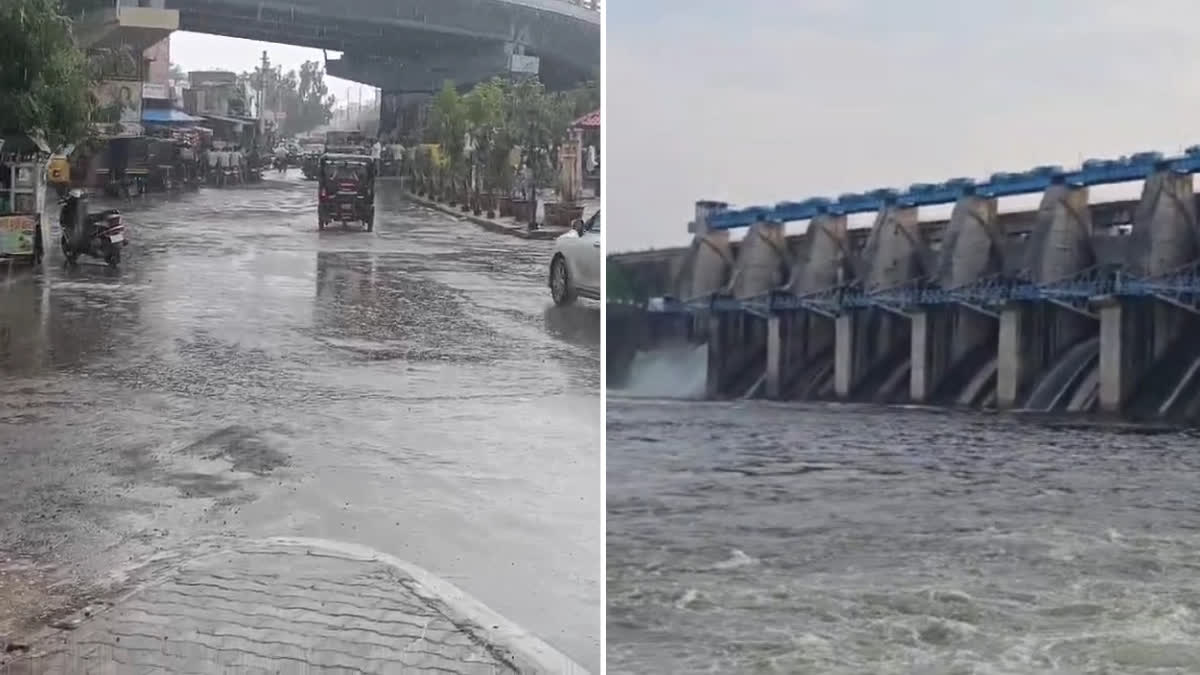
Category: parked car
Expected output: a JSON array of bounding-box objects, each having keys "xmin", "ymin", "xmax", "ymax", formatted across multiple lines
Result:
[{"xmin": 549, "ymin": 210, "xmax": 601, "ymax": 305}]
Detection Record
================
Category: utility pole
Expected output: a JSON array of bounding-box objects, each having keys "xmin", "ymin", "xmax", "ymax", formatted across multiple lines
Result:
[{"xmin": 258, "ymin": 51, "xmax": 269, "ymax": 129}]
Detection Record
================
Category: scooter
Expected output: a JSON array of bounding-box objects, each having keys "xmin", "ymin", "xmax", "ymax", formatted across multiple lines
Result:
[{"xmin": 59, "ymin": 189, "xmax": 126, "ymax": 267}]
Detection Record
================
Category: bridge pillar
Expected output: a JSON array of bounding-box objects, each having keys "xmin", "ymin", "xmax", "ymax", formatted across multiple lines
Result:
[
  {"xmin": 379, "ymin": 92, "xmax": 433, "ymax": 144},
  {"xmin": 766, "ymin": 315, "xmax": 785, "ymax": 399},
  {"xmin": 705, "ymin": 315, "xmax": 721, "ymax": 399},
  {"xmin": 997, "ymin": 302, "xmax": 1028, "ymax": 409},
  {"xmin": 910, "ymin": 308, "xmax": 944, "ymax": 403},
  {"xmin": 765, "ymin": 311, "xmax": 836, "ymax": 400},
  {"xmin": 1096, "ymin": 296, "xmax": 1142, "ymax": 413},
  {"xmin": 911, "ymin": 306, "xmax": 997, "ymax": 404},
  {"xmin": 706, "ymin": 312, "xmax": 767, "ymax": 399},
  {"xmin": 1096, "ymin": 296, "xmax": 1189, "ymax": 414},
  {"xmin": 834, "ymin": 312, "xmax": 855, "ymax": 398}
]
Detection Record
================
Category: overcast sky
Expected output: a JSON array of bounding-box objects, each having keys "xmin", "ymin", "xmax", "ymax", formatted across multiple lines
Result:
[
  {"xmin": 170, "ymin": 32, "xmax": 373, "ymax": 108},
  {"xmin": 606, "ymin": 0, "xmax": 1200, "ymax": 252}
]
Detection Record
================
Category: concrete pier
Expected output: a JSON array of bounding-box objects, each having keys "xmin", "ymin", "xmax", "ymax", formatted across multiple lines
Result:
[
  {"xmin": 1096, "ymin": 171, "xmax": 1198, "ymax": 413},
  {"xmin": 912, "ymin": 196, "xmax": 1003, "ymax": 403},
  {"xmin": 765, "ymin": 311, "xmax": 835, "ymax": 399},
  {"xmin": 995, "ymin": 185, "xmax": 1097, "ymax": 409},
  {"xmin": 833, "ymin": 206, "xmax": 923, "ymax": 401}
]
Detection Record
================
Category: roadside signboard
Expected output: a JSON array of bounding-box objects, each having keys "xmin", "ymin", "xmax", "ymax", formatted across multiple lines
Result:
[
  {"xmin": 142, "ymin": 82, "xmax": 169, "ymax": 100},
  {"xmin": 509, "ymin": 54, "xmax": 540, "ymax": 75},
  {"xmin": 0, "ymin": 215, "xmax": 38, "ymax": 257}
]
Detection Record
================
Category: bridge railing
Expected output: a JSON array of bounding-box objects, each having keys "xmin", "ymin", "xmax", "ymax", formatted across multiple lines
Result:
[
  {"xmin": 647, "ymin": 262, "xmax": 1200, "ymax": 318},
  {"xmin": 565, "ymin": 0, "xmax": 601, "ymax": 10}
]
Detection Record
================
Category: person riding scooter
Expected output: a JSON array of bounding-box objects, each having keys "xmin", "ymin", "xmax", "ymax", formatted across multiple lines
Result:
[{"xmin": 59, "ymin": 189, "xmax": 126, "ymax": 267}]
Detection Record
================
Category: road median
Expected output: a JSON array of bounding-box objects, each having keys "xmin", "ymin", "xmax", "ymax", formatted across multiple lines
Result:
[{"xmin": 403, "ymin": 191, "xmax": 567, "ymax": 241}]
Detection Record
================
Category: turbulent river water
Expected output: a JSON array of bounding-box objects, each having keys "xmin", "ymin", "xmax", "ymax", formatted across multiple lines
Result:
[{"xmin": 607, "ymin": 393, "xmax": 1200, "ymax": 674}]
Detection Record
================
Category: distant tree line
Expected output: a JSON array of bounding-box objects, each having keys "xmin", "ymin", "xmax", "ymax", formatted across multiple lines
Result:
[
  {"xmin": 242, "ymin": 59, "xmax": 337, "ymax": 136},
  {"xmin": 422, "ymin": 77, "xmax": 598, "ymax": 200}
]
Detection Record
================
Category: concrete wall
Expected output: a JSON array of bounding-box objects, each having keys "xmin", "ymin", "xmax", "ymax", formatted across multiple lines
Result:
[
  {"xmin": 731, "ymin": 221, "xmax": 787, "ymax": 298},
  {"xmin": 1024, "ymin": 185, "xmax": 1094, "ymax": 282},
  {"xmin": 143, "ymin": 36, "xmax": 171, "ymax": 86},
  {"xmin": 788, "ymin": 214, "xmax": 849, "ymax": 293},
  {"xmin": 861, "ymin": 206, "xmax": 926, "ymax": 289}
]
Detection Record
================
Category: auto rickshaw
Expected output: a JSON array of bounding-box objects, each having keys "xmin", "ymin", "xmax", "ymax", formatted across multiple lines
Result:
[
  {"xmin": 317, "ymin": 153, "xmax": 375, "ymax": 231},
  {"xmin": 301, "ymin": 151, "xmax": 320, "ymax": 180}
]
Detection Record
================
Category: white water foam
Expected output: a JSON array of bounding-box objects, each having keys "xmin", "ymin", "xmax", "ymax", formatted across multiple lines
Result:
[{"xmin": 613, "ymin": 343, "xmax": 707, "ymax": 399}]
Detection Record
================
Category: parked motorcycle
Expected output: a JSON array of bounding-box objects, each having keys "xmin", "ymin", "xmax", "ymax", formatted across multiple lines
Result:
[{"xmin": 59, "ymin": 190, "xmax": 126, "ymax": 267}]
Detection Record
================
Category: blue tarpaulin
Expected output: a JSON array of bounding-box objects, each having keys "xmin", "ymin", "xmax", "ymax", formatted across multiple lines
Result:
[{"xmin": 142, "ymin": 108, "xmax": 203, "ymax": 124}]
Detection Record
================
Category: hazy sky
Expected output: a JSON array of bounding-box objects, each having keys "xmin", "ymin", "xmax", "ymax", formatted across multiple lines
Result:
[
  {"xmin": 170, "ymin": 32, "xmax": 373, "ymax": 108},
  {"xmin": 607, "ymin": 0, "xmax": 1200, "ymax": 252}
]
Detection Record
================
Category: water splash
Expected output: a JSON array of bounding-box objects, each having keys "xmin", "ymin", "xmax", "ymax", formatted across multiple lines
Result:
[{"xmin": 612, "ymin": 343, "xmax": 707, "ymax": 399}]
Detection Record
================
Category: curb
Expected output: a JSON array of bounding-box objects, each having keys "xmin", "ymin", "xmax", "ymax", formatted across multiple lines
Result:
[
  {"xmin": 404, "ymin": 192, "xmax": 565, "ymax": 241},
  {"xmin": 6, "ymin": 537, "xmax": 590, "ymax": 675},
  {"xmin": 266, "ymin": 537, "xmax": 591, "ymax": 675}
]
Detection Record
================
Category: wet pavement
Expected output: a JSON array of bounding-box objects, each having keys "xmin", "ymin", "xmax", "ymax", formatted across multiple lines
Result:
[{"xmin": 0, "ymin": 174, "xmax": 600, "ymax": 672}]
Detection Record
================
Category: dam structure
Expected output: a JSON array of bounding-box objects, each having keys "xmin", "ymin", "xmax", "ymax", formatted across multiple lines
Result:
[{"xmin": 611, "ymin": 146, "xmax": 1200, "ymax": 418}]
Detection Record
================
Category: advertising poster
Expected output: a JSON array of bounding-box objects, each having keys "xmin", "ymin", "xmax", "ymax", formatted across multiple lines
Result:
[
  {"xmin": 93, "ymin": 81, "xmax": 144, "ymax": 136},
  {"xmin": 0, "ymin": 215, "xmax": 37, "ymax": 257}
]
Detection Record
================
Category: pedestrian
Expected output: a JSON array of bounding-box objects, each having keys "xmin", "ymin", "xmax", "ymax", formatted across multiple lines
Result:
[
  {"xmin": 215, "ymin": 147, "xmax": 227, "ymax": 187},
  {"xmin": 586, "ymin": 144, "xmax": 597, "ymax": 175},
  {"xmin": 391, "ymin": 139, "xmax": 405, "ymax": 178},
  {"xmin": 231, "ymin": 145, "xmax": 243, "ymax": 184},
  {"xmin": 205, "ymin": 146, "xmax": 218, "ymax": 185},
  {"xmin": 371, "ymin": 138, "xmax": 382, "ymax": 174}
]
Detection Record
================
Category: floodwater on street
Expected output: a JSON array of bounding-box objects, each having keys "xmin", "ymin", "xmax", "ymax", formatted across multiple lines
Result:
[
  {"xmin": 0, "ymin": 175, "xmax": 600, "ymax": 671},
  {"xmin": 608, "ymin": 397, "xmax": 1200, "ymax": 674}
]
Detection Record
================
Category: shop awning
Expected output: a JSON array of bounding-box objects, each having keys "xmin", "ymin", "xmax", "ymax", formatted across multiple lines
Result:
[
  {"xmin": 572, "ymin": 110, "xmax": 600, "ymax": 129},
  {"xmin": 200, "ymin": 114, "xmax": 252, "ymax": 127},
  {"xmin": 143, "ymin": 108, "xmax": 203, "ymax": 124}
]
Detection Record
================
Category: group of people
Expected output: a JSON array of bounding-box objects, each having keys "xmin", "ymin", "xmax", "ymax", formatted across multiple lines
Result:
[
  {"xmin": 374, "ymin": 135, "xmax": 408, "ymax": 177},
  {"xmin": 201, "ymin": 146, "xmax": 250, "ymax": 187}
]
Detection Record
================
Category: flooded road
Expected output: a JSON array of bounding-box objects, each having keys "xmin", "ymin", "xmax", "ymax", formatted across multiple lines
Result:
[
  {"xmin": 608, "ymin": 398, "xmax": 1200, "ymax": 674},
  {"xmin": 0, "ymin": 175, "xmax": 600, "ymax": 671}
]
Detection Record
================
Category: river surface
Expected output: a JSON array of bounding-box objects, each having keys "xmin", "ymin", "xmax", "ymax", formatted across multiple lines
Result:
[
  {"xmin": 0, "ymin": 174, "xmax": 601, "ymax": 671},
  {"xmin": 607, "ymin": 397, "xmax": 1200, "ymax": 674}
]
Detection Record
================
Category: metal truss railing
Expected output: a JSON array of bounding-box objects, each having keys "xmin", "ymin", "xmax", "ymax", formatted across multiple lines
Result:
[
  {"xmin": 1116, "ymin": 259, "xmax": 1200, "ymax": 314},
  {"xmin": 646, "ymin": 262, "xmax": 1200, "ymax": 319}
]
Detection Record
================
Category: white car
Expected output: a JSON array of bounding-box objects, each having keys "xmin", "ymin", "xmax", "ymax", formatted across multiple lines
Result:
[{"xmin": 548, "ymin": 210, "xmax": 601, "ymax": 305}]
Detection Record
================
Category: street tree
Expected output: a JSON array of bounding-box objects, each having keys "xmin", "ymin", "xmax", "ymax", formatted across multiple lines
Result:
[
  {"xmin": 464, "ymin": 78, "xmax": 507, "ymax": 212},
  {"xmin": 0, "ymin": 0, "xmax": 95, "ymax": 147},
  {"xmin": 292, "ymin": 60, "xmax": 336, "ymax": 134},
  {"xmin": 429, "ymin": 81, "xmax": 468, "ymax": 201}
]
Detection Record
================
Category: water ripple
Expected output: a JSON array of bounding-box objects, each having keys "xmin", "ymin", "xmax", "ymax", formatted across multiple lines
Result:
[{"xmin": 608, "ymin": 399, "xmax": 1200, "ymax": 674}]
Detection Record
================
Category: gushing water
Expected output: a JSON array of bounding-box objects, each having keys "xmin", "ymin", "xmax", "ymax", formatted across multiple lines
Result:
[{"xmin": 612, "ymin": 343, "xmax": 707, "ymax": 399}]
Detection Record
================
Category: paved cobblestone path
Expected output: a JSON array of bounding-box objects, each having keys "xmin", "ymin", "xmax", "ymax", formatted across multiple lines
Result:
[{"xmin": 10, "ymin": 539, "xmax": 556, "ymax": 673}]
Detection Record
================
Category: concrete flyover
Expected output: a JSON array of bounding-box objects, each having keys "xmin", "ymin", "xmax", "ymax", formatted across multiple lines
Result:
[
  {"xmin": 164, "ymin": 0, "xmax": 600, "ymax": 91},
  {"xmin": 614, "ymin": 146, "xmax": 1200, "ymax": 420}
]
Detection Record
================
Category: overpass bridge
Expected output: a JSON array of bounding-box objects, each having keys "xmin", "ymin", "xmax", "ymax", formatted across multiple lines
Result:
[
  {"xmin": 74, "ymin": 0, "xmax": 598, "ymax": 138},
  {"xmin": 164, "ymin": 0, "xmax": 599, "ymax": 92},
  {"xmin": 615, "ymin": 145, "xmax": 1200, "ymax": 422}
]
